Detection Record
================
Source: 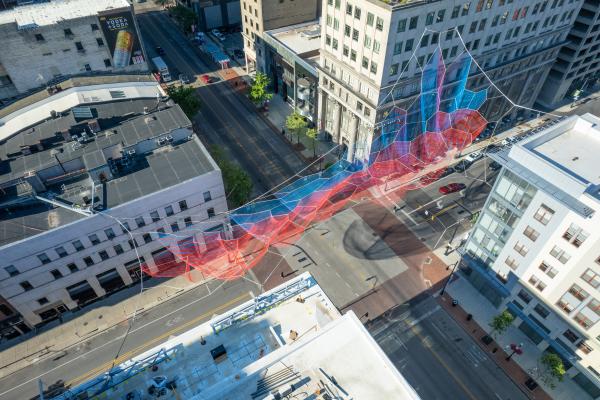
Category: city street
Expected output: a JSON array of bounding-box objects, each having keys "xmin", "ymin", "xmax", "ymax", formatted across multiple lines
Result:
[
  {"xmin": 137, "ymin": 11, "xmax": 308, "ymax": 194},
  {"xmin": 0, "ymin": 279, "xmax": 259, "ymax": 400}
]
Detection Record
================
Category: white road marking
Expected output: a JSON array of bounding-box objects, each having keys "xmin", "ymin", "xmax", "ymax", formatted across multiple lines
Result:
[{"xmin": 400, "ymin": 209, "xmax": 418, "ymax": 225}]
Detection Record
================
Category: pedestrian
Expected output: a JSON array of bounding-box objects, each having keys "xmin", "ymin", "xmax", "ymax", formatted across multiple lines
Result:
[{"xmin": 280, "ymin": 271, "xmax": 284, "ymax": 278}]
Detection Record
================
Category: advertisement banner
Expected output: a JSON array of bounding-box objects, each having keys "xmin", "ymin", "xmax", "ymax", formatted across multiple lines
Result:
[{"xmin": 99, "ymin": 11, "xmax": 145, "ymax": 68}]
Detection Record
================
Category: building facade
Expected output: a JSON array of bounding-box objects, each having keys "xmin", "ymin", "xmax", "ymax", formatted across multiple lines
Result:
[
  {"xmin": 0, "ymin": 0, "xmax": 148, "ymax": 103},
  {"xmin": 241, "ymin": 0, "xmax": 320, "ymax": 73},
  {"xmin": 318, "ymin": 0, "xmax": 581, "ymax": 162},
  {"xmin": 538, "ymin": 0, "xmax": 600, "ymax": 107},
  {"xmin": 179, "ymin": 0, "xmax": 242, "ymax": 31},
  {"xmin": 0, "ymin": 81, "xmax": 227, "ymax": 339},
  {"xmin": 462, "ymin": 114, "xmax": 600, "ymax": 398}
]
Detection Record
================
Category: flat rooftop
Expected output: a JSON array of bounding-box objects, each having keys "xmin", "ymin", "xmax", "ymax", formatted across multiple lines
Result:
[
  {"xmin": 0, "ymin": 97, "xmax": 215, "ymax": 247},
  {"xmin": 531, "ymin": 116, "xmax": 600, "ymax": 185},
  {"xmin": 266, "ymin": 21, "xmax": 321, "ymax": 57},
  {"xmin": 57, "ymin": 273, "xmax": 419, "ymax": 400},
  {"xmin": 0, "ymin": 0, "xmax": 130, "ymax": 28}
]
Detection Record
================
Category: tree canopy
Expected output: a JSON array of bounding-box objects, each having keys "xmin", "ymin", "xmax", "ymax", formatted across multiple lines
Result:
[
  {"xmin": 489, "ymin": 310, "xmax": 514, "ymax": 338},
  {"xmin": 306, "ymin": 127, "xmax": 318, "ymax": 157},
  {"xmin": 170, "ymin": 5, "xmax": 196, "ymax": 33},
  {"xmin": 285, "ymin": 111, "xmax": 307, "ymax": 144},
  {"xmin": 539, "ymin": 353, "xmax": 566, "ymax": 388},
  {"xmin": 167, "ymin": 85, "xmax": 200, "ymax": 119},
  {"xmin": 209, "ymin": 146, "xmax": 253, "ymax": 208},
  {"xmin": 248, "ymin": 72, "xmax": 273, "ymax": 106}
]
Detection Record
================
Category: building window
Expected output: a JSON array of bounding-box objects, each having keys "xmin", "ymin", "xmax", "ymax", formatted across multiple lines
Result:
[
  {"xmin": 574, "ymin": 299, "xmax": 600, "ymax": 330},
  {"xmin": 50, "ymin": 269, "xmax": 63, "ymax": 279},
  {"xmin": 344, "ymin": 25, "xmax": 350, "ymax": 37},
  {"xmin": 99, "ymin": 250, "xmax": 109, "ymax": 261},
  {"xmin": 350, "ymin": 50, "xmax": 356, "ymax": 61},
  {"xmin": 121, "ymin": 222, "xmax": 130, "ymax": 234},
  {"xmin": 425, "ymin": 11, "xmax": 434, "ymax": 25},
  {"xmin": 104, "ymin": 228, "xmax": 116, "ymax": 239},
  {"xmin": 538, "ymin": 262, "xmax": 558, "ymax": 278},
  {"xmin": 577, "ymin": 341, "xmax": 593, "ymax": 354},
  {"xmin": 326, "ymin": 35, "xmax": 331, "ymax": 46},
  {"xmin": 562, "ymin": 223, "xmax": 589, "ymax": 247},
  {"xmin": 346, "ymin": 3, "xmax": 352, "ymax": 15},
  {"xmin": 55, "ymin": 246, "xmax": 68, "ymax": 258},
  {"xmin": 528, "ymin": 275, "xmax": 546, "ymax": 292},
  {"xmin": 75, "ymin": 42, "xmax": 84, "ymax": 51},
  {"xmin": 165, "ymin": 206, "xmax": 174, "ymax": 216},
  {"xmin": 533, "ymin": 204, "xmax": 554, "ymax": 225},
  {"xmin": 35, "ymin": 33, "xmax": 44, "ymax": 41},
  {"xmin": 513, "ymin": 242, "xmax": 528, "ymax": 257},
  {"xmin": 563, "ymin": 329, "xmax": 579, "ymax": 343},
  {"xmin": 332, "ymin": 38, "xmax": 338, "ymax": 50},
  {"xmin": 20, "ymin": 281, "xmax": 33, "ymax": 291},
  {"xmin": 4, "ymin": 265, "xmax": 19, "ymax": 277},
  {"xmin": 534, "ymin": 304, "xmax": 550, "ymax": 318},
  {"xmin": 517, "ymin": 289, "xmax": 532, "ymax": 304},
  {"xmin": 64, "ymin": 28, "xmax": 73, "ymax": 37},
  {"xmin": 104, "ymin": 59, "xmax": 111, "ymax": 68},
  {"xmin": 207, "ymin": 208, "xmax": 216, "ymax": 218},
  {"xmin": 91, "ymin": 23, "xmax": 99, "ymax": 31},
  {"xmin": 397, "ymin": 19, "xmax": 406, "ymax": 32},
  {"xmin": 37, "ymin": 253, "xmax": 51, "ymax": 264},
  {"xmin": 73, "ymin": 240, "xmax": 84, "ymax": 251},
  {"xmin": 366, "ymin": 12, "xmax": 374, "ymax": 26},
  {"xmin": 409, "ymin": 16, "xmax": 418, "ymax": 30},
  {"xmin": 373, "ymin": 40, "xmax": 380, "ymax": 53},
  {"xmin": 171, "ymin": 223, "xmax": 180, "ymax": 232},
  {"xmin": 38, "ymin": 297, "xmax": 49, "ymax": 305},
  {"xmin": 143, "ymin": 233, "xmax": 152, "ymax": 244},
  {"xmin": 184, "ymin": 217, "xmax": 193, "ymax": 227},
  {"xmin": 569, "ymin": 284, "xmax": 590, "ymax": 301},
  {"xmin": 179, "ymin": 200, "xmax": 188, "ymax": 211},
  {"xmin": 352, "ymin": 29, "xmax": 359, "ymax": 41},
  {"xmin": 83, "ymin": 256, "xmax": 94, "ymax": 267},
  {"xmin": 84, "ymin": 64, "xmax": 91, "ymax": 72},
  {"xmin": 343, "ymin": 45, "xmax": 349, "ymax": 57},
  {"xmin": 135, "ymin": 217, "xmax": 146, "ymax": 228},
  {"xmin": 550, "ymin": 246, "xmax": 570, "ymax": 264},
  {"xmin": 149, "ymin": 211, "xmax": 160, "ymax": 223},
  {"xmin": 523, "ymin": 226, "xmax": 539, "ymax": 241},
  {"xmin": 462, "ymin": 2, "xmax": 471, "ymax": 16},
  {"xmin": 114, "ymin": 244, "xmax": 124, "ymax": 255},
  {"xmin": 67, "ymin": 263, "xmax": 78, "ymax": 273},
  {"xmin": 389, "ymin": 63, "xmax": 399, "ymax": 76},
  {"xmin": 354, "ymin": 7, "xmax": 361, "ymax": 19},
  {"xmin": 362, "ymin": 57, "xmax": 368, "ymax": 69},
  {"xmin": 89, "ymin": 234, "xmax": 100, "ymax": 245},
  {"xmin": 581, "ymin": 269, "xmax": 600, "ymax": 289},
  {"xmin": 405, "ymin": 39, "xmax": 414, "ymax": 52},
  {"xmin": 451, "ymin": 5, "xmax": 460, "ymax": 19},
  {"xmin": 505, "ymin": 256, "xmax": 519, "ymax": 270},
  {"xmin": 370, "ymin": 61, "xmax": 377, "ymax": 74}
]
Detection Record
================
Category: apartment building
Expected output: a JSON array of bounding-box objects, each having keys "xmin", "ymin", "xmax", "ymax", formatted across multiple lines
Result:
[
  {"xmin": 318, "ymin": 0, "xmax": 581, "ymax": 162},
  {"xmin": 241, "ymin": 0, "xmax": 320, "ymax": 73},
  {"xmin": 538, "ymin": 0, "xmax": 600, "ymax": 107},
  {"xmin": 0, "ymin": 0, "xmax": 148, "ymax": 103},
  {"xmin": 461, "ymin": 114, "xmax": 600, "ymax": 398},
  {"xmin": 0, "ymin": 80, "xmax": 227, "ymax": 339}
]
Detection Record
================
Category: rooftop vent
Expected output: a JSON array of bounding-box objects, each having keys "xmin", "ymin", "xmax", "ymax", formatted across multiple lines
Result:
[{"xmin": 72, "ymin": 107, "xmax": 93, "ymax": 120}]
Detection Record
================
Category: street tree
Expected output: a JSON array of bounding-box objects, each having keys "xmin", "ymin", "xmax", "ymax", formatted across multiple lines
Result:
[
  {"xmin": 167, "ymin": 85, "xmax": 200, "ymax": 118},
  {"xmin": 170, "ymin": 5, "xmax": 196, "ymax": 33},
  {"xmin": 488, "ymin": 310, "xmax": 514, "ymax": 339},
  {"xmin": 209, "ymin": 146, "xmax": 253, "ymax": 208},
  {"xmin": 306, "ymin": 127, "xmax": 318, "ymax": 158},
  {"xmin": 537, "ymin": 353, "xmax": 566, "ymax": 389},
  {"xmin": 248, "ymin": 72, "xmax": 273, "ymax": 108},
  {"xmin": 285, "ymin": 111, "xmax": 307, "ymax": 145}
]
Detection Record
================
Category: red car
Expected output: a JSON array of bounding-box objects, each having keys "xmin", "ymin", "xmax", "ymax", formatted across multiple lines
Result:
[
  {"xmin": 201, "ymin": 74, "xmax": 212, "ymax": 83},
  {"xmin": 439, "ymin": 183, "xmax": 466, "ymax": 195}
]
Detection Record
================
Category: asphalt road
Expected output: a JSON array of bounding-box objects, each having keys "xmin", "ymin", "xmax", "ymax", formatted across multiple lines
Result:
[
  {"xmin": 369, "ymin": 296, "xmax": 528, "ymax": 400},
  {"xmin": 136, "ymin": 12, "xmax": 307, "ymax": 194},
  {"xmin": 0, "ymin": 278, "xmax": 258, "ymax": 400}
]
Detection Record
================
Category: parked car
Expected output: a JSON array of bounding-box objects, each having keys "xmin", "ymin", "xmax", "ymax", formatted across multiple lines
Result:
[
  {"xmin": 453, "ymin": 160, "xmax": 471, "ymax": 172},
  {"xmin": 155, "ymin": 46, "xmax": 165, "ymax": 55},
  {"xmin": 179, "ymin": 74, "xmax": 191, "ymax": 84},
  {"xmin": 233, "ymin": 49, "xmax": 244, "ymax": 59},
  {"xmin": 201, "ymin": 74, "xmax": 219, "ymax": 84},
  {"xmin": 439, "ymin": 183, "xmax": 466, "ymax": 195},
  {"xmin": 489, "ymin": 161, "xmax": 502, "ymax": 171},
  {"xmin": 211, "ymin": 29, "xmax": 226, "ymax": 41},
  {"xmin": 464, "ymin": 151, "xmax": 483, "ymax": 163}
]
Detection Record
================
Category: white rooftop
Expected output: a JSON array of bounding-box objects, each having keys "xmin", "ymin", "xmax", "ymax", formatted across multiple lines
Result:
[
  {"xmin": 267, "ymin": 21, "xmax": 321, "ymax": 56},
  {"xmin": 60, "ymin": 273, "xmax": 419, "ymax": 400},
  {"xmin": 0, "ymin": 0, "xmax": 130, "ymax": 28},
  {"xmin": 506, "ymin": 114, "xmax": 600, "ymax": 202}
]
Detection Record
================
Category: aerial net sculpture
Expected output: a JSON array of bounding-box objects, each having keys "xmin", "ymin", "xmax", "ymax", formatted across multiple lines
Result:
[{"xmin": 141, "ymin": 41, "xmax": 512, "ymax": 281}]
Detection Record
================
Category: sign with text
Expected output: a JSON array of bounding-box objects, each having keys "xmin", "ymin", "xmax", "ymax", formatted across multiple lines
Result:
[{"xmin": 99, "ymin": 11, "xmax": 145, "ymax": 68}]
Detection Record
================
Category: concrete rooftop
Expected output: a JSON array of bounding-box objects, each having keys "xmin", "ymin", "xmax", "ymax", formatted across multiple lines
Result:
[{"xmin": 267, "ymin": 21, "xmax": 321, "ymax": 57}]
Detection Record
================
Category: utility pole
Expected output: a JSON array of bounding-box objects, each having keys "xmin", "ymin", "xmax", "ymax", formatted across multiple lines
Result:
[{"xmin": 440, "ymin": 260, "xmax": 459, "ymax": 296}]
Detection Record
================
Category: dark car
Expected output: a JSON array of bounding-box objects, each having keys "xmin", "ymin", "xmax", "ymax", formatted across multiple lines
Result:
[
  {"xmin": 156, "ymin": 46, "xmax": 165, "ymax": 55},
  {"xmin": 179, "ymin": 74, "xmax": 191, "ymax": 84},
  {"xmin": 453, "ymin": 160, "xmax": 471, "ymax": 172},
  {"xmin": 439, "ymin": 183, "xmax": 466, "ymax": 195},
  {"xmin": 233, "ymin": 49, "xmax": 244, "ymax": 59},
  {"xmin": 489, "ymin": 161, "xmax": 502, "ymax": 171}
]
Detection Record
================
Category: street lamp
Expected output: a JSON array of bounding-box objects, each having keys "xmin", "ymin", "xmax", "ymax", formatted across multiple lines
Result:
[
  {"xmin": 505, "ymin": 343, "xmax": 524, "ymax": 361},
  {"xmin": 439, "ymin": 260, "xmax": 459, "ymax": 296}
]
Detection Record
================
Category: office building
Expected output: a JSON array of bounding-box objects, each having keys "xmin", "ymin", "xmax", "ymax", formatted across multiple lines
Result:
[
  {"xmin": 262, "ymin": 21, "xmax": 320, "ymax": 122},
  {"xmin": 462, "ymin": 114, "xmax": 600, "ymax": 398},
  {"xmin": 538, "ymin": 0, "xmax": 600, "ymax": 107},
  {"xmin": 0, "ymin": 0, "xmax": 148, "ymax": 103},
  {"xmin": 52, "ymin": 273, "xmax": 420, "ymax": 400},
  {"xmin": 179, "ymin": 0, "xmax": 242, "ymax": 32},
  {"xmin": 318, "ymin": 0, "xmax": 580, "ymax": 161},
  {"xmin": 0, "ymin": 78, "xmax": 227, "ymax": 338},
  {"xmin": 241, "ymin": 0, "xmax": 320, "ymax": 73}
]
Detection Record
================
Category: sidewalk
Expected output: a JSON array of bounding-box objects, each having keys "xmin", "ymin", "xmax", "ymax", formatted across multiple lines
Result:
[
  {"xmin": 441, "ymin": 273, "xmax": 591, "ymax": 400},
  {"xmin": 0, "ymin": 270, "xmax": 209, "ymax": 379}
]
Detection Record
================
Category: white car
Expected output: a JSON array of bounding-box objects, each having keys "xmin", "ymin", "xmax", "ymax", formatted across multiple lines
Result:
[
  {"xmin": 211, "ymin": 29, "xmax": 226, "ymax": 41},
  {"xmin": 464, "ymin": 151, "xmax": 483, "ymax": 163}
]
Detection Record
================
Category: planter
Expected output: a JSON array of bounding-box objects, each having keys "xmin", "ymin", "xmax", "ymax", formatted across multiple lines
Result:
[
  {"xmin": 525, "ymin": 378, "xmax": 538, "ymax": 391},
  {"xmin": 481, "ymin": 335, "xmax": 493, "ymax": 345}
]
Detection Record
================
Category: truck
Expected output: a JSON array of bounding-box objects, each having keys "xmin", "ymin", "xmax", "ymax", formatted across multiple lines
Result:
[{"xmin": 151, "ymin": 56, "xmax": 171, "ymax": 83}]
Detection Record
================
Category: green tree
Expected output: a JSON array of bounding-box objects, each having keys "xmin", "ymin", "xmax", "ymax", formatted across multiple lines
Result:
[
  {"xmin": 167, "ymin": 85, "xmax": 200, "ymax": 118},
  {"xmin": 538, "ymin": 353, "xmax": 566, "ymax": 389},
  {"xmin": 248, "ymin": 72, "xmax": 273, "ymax": 108},
  {"xmin": 306, "ymin": 127, "xmax": 318, "ymax": 158},
  {"xmin": 170, "ymin": 5, "xmax": 196, "ymax": 33},
  {"xmin": 285, "ymin": 111, "xmax": 307, "ymax": 145},
  {"xmin": 209, "ymin": 146, "xmax": 253, "ymax": 208},
  {"xmin": 489, "ymin": 310, "xmax": 514, "ymax": 339}
]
